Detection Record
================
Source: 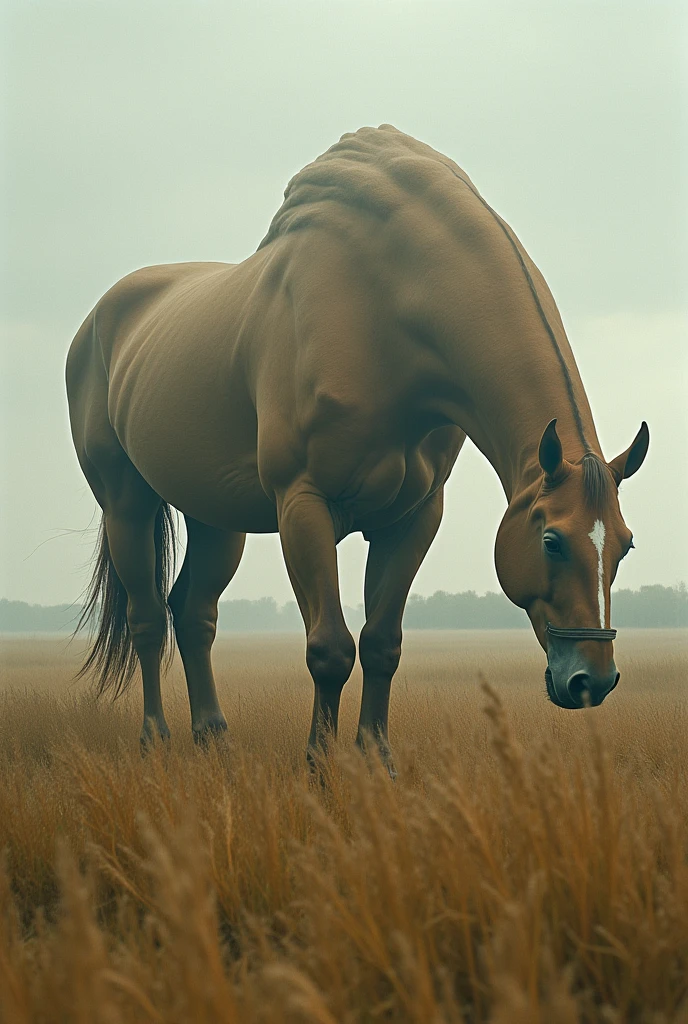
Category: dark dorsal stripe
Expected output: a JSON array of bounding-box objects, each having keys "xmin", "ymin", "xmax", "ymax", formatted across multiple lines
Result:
[{"xmin": 442, "ymin": 163, "xmax": 592, "ymax": 454}]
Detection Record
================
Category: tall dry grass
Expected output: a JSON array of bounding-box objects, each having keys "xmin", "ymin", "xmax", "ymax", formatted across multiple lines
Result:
[{"xmin": 0, "ymin": 631, "xmax": 686, "ymax": 1023}]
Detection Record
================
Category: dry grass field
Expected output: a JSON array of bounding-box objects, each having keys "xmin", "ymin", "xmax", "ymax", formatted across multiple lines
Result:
[{"xmin": 0, "ymin": 629, "xmax": 686, "ymax": 1024}]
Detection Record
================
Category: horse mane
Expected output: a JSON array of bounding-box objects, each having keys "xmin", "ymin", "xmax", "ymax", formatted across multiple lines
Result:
[
  {"xmin": 581, "ymin": 452, "xmax": 616, "ymax": 512},
  {"xmin": 258, "ymin": 125, "xmax": 467, "ymax": 250},
  {"xmin": 260, "ymin": 125, "xmax": 600, "ymax": 462}
]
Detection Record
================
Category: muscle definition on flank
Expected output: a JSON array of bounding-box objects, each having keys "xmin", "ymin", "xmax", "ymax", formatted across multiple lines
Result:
[{"xmin": 66, "ymin": 126, "xmax": 649, "ymax": 764}]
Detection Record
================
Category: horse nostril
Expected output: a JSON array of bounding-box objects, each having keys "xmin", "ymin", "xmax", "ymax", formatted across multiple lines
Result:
[
  {"xmin": 609, "ymin": 671, "xmax": 620, "ymax": 692},
  {"xmin": 566, "ymin": 671, "xmax": 591, "ymax": 708}
]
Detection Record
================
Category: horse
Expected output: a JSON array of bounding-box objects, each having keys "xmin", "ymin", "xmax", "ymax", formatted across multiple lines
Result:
[{"xmin": 66, "ymin": 125, "xmax": 649, "ymax": 765}]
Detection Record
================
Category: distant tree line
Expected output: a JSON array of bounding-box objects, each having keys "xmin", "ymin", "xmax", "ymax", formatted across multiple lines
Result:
[
  {"xmin": 403, "ymin": 591, "xmax": 527, "ymax": 629},
  {"xmin": 2, "ymin": 583, "xmax": 686, "ymax": 633},
  {"xmin": 0, "ymin": 601, "xmax": 82, "ymax": 634},
  {"xmin": 606, "ymin": 583, "xmax": 688, "ymax": 628}
]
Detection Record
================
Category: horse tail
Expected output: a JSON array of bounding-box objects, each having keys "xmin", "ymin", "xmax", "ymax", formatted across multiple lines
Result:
[{"xmin": 75, "ymin": 503, "xmax": 177, "ymax": 699}]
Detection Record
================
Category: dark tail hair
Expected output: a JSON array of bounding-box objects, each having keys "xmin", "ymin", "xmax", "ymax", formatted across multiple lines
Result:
[{"xmin": 74, "ymin": 504, "xmax": 178, "ymax": 699}]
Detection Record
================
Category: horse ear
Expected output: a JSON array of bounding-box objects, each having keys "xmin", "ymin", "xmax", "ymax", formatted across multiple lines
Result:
[
  {"xmin": 608, "ymin": 422, "xmax": 649, "ymax": 483},
  {"xmin": 539, "ymin": 419, "xmax": 563, "ymax": 478}
]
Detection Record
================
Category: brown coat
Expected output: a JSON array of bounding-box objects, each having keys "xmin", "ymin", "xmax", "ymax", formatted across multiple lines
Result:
[{"xmin": 67, "ymin": 126, "xmax": 648, "ymax": 756}]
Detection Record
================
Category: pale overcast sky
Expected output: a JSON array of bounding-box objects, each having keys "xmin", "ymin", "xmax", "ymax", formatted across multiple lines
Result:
[{"xmin": 1, "ymin": 1, "xmax": 686, "ymax": 607}]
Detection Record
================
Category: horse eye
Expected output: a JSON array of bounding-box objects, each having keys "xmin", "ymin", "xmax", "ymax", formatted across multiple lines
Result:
[{"xmin": 543, "ymin": 533, "xmax": 562, "ymax": 555}]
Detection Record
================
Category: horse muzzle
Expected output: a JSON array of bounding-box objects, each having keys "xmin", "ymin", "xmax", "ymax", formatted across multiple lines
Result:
[{"xmin": 544, "ymin": 623, "xmax": 620, "ymax": 709}]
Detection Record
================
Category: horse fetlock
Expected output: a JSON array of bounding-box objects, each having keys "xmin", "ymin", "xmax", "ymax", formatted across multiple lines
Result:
[{"xmin": 192, "ymin": 712, "xmax": 228, "ymax": 745}]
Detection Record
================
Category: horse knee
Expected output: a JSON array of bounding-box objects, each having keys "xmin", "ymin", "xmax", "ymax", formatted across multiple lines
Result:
[
  {"xmin": 306, "ymin": 629, "xmax": 356, "ymax": 690},
  {"xmin": 128, "ymin": 600, "xmax": 167, "ymax": 654},
  {"xmin": 172, "ymin": 608, "xmax": 217, "ymax": 650},
  {"xmin": 359, "ymin": 627, "xmax": 402, "ymax": 679}
]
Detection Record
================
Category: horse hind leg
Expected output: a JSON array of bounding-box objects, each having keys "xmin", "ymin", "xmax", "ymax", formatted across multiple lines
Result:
[
  {"xmin": 68, "ymin": 318, "xmax": 175, "ymax": 743},
  {"xmin": 168, "ymin": 517, "xmax": 246, "ymax": 742},
  {"xmin": 78, "ymin": 446, "xmax": 175, "ymax": 745}
]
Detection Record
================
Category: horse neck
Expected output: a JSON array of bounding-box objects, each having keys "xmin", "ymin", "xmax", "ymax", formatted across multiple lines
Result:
[
  {"xmin": 393, "ymin": 165, "xmax": 604, "ymax": 504},
  {"xmin": 440, "ymin": 319, "xmax": 602, "ymax": 503}
]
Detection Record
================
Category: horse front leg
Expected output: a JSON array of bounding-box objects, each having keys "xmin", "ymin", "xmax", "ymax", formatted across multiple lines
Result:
[
  {"xmin": 358, "ymin": 489, "xmax": 444, "ymax": 774},
  {"xmin": 276, "ymin": 482, "xmax": 356, "ymax": 764}
]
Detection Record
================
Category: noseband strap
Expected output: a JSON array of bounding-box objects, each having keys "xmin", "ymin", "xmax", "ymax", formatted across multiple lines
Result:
[{"xmin": 547, "ymin": 623, "xmax": 617, "ymax": 642}]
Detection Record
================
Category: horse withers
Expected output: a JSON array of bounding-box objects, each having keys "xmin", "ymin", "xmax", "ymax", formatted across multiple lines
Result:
[{"xmin": 66, "ymin": 125, "xmax": 648, "ymax": 764}]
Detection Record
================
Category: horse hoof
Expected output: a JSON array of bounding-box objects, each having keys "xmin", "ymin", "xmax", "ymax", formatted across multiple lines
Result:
[
  {"xmin": 193, "ymin": 716, "xmax": 228, "ymax": 745},
  {"xmin": 139, "ymin": 718, "xmax": 171, "ymax": 752},
  {"xmin": 373, "ymin": 751, "xmax": 398, "ymax": 781},
  {"xmin": 378, "ymin": 748, "xmax": 397, "ymax": 781},
  {"xmin": 306, "ymin": 747, "xmax": 329, "ymax": 788},
  {"xmin": 356, "ymin": 734, "xmax": 397, "ymax": 780}
]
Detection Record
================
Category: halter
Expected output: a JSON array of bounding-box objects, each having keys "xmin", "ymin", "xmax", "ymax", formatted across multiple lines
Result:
[{"xmin": 547, "ymin": 623, "xmax": 617, "ymax": 642}]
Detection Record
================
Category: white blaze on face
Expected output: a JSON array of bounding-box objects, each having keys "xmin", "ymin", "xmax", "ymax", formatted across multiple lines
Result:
[{"xmin": 588, "ymin": 519, "xmax": 606, "ymax": 628}]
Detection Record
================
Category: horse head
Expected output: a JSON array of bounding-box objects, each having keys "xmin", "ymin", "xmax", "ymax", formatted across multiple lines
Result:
[{"xmin": 495, "ymin": 419, "xmax": 649, "ymax": 708}]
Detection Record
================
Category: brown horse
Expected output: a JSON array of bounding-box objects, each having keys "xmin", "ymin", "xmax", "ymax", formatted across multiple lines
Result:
[{"xmin": 67, "ymin": 125, "xmax": 648, "ymax": 762}]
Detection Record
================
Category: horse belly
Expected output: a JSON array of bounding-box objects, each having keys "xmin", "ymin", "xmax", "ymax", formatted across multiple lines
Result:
[
  {"xmin": 174, "ymin": 466, "xmax": 278, "ymax": 535},
  {"xmin": 128, "ymin": 421, "xmax": 277, "ymax": 532}
]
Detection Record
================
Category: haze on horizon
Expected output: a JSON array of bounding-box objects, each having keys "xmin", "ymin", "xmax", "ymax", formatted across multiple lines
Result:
[{"xmin": 1, "ymin": 0, "xmax": 686, "ymax": 609}]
